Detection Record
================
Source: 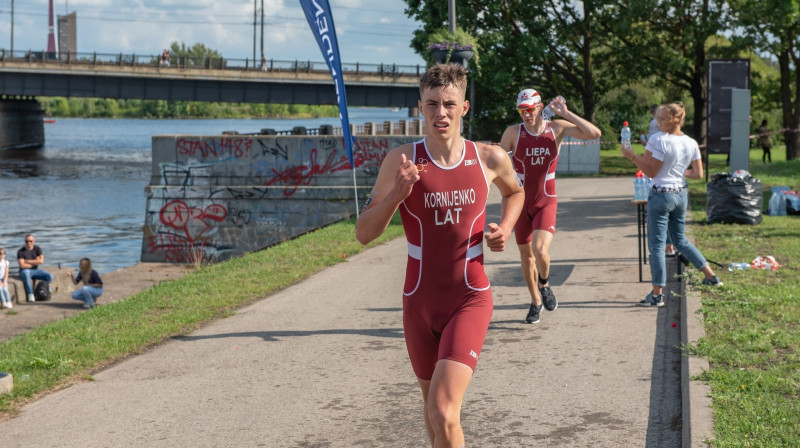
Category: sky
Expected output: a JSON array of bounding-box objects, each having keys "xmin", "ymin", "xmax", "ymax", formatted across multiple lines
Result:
[{"xmin": 0, "ymin": 0, "xmax": 428, "ymax": 67}]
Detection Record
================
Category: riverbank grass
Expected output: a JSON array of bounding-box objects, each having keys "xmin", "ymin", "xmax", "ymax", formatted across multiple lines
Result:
[{"xmin": 0, "ymin": 216, "xmax": 403, "ymax": 415}]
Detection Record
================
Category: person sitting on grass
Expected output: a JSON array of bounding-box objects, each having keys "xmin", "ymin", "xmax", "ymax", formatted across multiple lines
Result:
[{"xmin": 70, "ymin": 258, "xmax": 104, "ymax": 309}]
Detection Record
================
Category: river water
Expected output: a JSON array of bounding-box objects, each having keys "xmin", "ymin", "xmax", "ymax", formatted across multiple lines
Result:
[{"xmin": 0, "ymin": 108, "xmax": 409, "ymax": 273}]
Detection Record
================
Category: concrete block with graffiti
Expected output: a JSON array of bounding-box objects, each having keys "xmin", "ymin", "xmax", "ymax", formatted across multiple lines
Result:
[{"xmin": 141, "ymin": 134, "xmax": 419, "ymax": 263}]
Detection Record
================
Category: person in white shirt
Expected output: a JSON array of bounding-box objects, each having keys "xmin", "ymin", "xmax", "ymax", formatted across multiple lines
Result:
[
  {"xmin": 621, "ymin": 102, "xmax": 722, "ymax": 307},
  {"xmin": 0, "ymin": 248, "xmax": 11, "ymax": 309}
]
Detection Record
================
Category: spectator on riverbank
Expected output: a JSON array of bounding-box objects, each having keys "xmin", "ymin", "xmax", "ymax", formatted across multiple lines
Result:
[
  {"xmin": 70, "ymin": 258, "xmax": 103, "ymax": 309},
  {"xmin": 17, "ymin": 234, "xmax": 54, "ymax": 303},
  {"xmin": 0, "ymin": 248, "xmax": 11, "ymax": 309},
  {"xmin": 757, "ymin": 119, "xmax": 772, "ymax": 163},
  {"xmin": 621, "ymin": 102, "xmax": 722, "ymax": 307}
]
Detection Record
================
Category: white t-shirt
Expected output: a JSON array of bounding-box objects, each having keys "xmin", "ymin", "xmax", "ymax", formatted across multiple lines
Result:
[
  {"xmin": 0, "ymin": 259, "xmax": 8, "ymax": 282},
  {"xmin": 646, "ymin": 132, "xmax": 700, "ymax": 188}
]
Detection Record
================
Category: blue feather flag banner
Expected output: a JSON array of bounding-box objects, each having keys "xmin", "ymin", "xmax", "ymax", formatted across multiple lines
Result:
[{"xmin": 299, "ymin": 0, "xmax": 355, "ymax": 170}]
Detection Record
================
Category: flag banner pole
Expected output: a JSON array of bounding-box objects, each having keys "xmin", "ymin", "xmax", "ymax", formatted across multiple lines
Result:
[{"xmin": 299, "ymin": 0, "xmax": 359, "ymax": 217}]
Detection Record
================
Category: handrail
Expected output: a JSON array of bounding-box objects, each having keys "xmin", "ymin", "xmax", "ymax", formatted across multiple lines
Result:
[
  {"xmin": 0, "ymin": 49, "xmax": 423, "ymax": 78},
  {"xmin": 227, "ymin": 119, "xmax": 424, "ymax": 137}
]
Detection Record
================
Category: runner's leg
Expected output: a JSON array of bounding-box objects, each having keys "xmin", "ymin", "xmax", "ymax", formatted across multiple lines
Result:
[
  {"xmin": 417, "ymin": 379, "xmax": 435, "ymax": 446},
  {"xmin": 426, "ymin": 359, "xmax": 473, "ymax": 448},
  {"xmin": 532, "ymin": 229, "xmax": 554, "ymax": 287},
  {"xmin": 517, "ymin": 242, "xmax": 541, "ymax": 306}
]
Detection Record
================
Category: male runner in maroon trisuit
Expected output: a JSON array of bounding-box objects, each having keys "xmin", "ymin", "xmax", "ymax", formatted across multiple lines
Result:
[
  {"xmin": 356, "ymin": 63, "xmax": 523, "ymax": 448},
  {"xmin": 500, "ymin": 89, "xmax": 601, "ymax": 324}
]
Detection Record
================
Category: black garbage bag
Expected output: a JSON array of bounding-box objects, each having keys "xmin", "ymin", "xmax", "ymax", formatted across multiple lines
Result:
[{"xmin": 706, "ymin": 173, "xmax": 763, "ymax": 225}]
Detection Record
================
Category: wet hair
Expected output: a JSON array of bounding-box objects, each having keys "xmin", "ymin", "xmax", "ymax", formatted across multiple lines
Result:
[
  {"xmin": 419, "ymin": 63, "xmax": 468, "ymax": 97},
  {"xmin": 762, "ymin": 119, "xmax": 768, "ymax": 125},
  {"xmin": 656, "ymin": 102, "xmax": 686, "ymax": 131}
]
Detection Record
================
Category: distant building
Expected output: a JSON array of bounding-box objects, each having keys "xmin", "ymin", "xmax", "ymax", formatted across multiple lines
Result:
[{"xmin": 57, "ymin": 12, "xmax": 77, "ymax": 60}]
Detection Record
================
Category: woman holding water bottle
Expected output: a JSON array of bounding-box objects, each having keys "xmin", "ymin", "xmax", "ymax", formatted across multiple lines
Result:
[
  {"xmin": 499, "ymin": 89, "xmax": 601, "ymax": 324},
  {"xmin": 620, "ymin": 102, "xmax": 722, "ymax": 307}
]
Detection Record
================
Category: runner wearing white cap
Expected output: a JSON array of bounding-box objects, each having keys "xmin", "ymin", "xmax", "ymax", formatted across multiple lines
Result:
[{"xmin": 500, "ymin": 88, "xmax": 601, "ymax": 324}]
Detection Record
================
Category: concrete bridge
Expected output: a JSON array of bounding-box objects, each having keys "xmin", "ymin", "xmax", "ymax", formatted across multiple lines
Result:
[{"xmin": 0, "ymin": 50, "xmax": 422, "ymax": 109}]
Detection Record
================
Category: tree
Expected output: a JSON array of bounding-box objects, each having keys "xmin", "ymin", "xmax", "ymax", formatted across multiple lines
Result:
[
  {"xmin": 729, "ymin": 0, "xmax": 800, "ymax": 160},
  {"xmin": 45, "ymin": 97, "xmax": 70, "ymax": 116},
  {"xmin": 600, "ymin": 0, "xmax": 735, "ymax": 143},
  {"xmin": 404, "ymin": 0, "xmax": 615, "ymax": 140},
  {"xmin": 169, "ymin": 42, "xmax": 224, "ymax": 68}
]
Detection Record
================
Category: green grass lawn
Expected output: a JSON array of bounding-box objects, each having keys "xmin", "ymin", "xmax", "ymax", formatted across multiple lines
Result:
[
  {"xmin": 2, "ymin": 144, "xmax": 799, "ymax": 445},
  {"xmin": 685, "ymin": 149, "xmax": 800, "ymax": 447}
]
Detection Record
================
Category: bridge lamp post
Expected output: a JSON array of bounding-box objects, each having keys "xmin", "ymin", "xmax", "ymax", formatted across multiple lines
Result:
[
  {"xmin": 10, "ymin": 0, "xmax": 14, "ymax": 54},
  {"xmin": 253, "ymin": 0, "xmax": 256, "ymax": 64}
]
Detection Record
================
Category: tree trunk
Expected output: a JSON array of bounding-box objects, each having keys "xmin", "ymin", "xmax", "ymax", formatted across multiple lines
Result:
[
  {"xmin": 692, "ymin": 0, "xmax": 708, "ymax": 143},
  {"xmin": 791, "ymin": 47, "xmax": 800, "ymax": 161},
  {"xmin": 581, "ymin": 4, "xmax": 596, "ymax": 121},
  {"xmin": 778, "ymin": 49, "xmax": 798, "ymax": 160}
]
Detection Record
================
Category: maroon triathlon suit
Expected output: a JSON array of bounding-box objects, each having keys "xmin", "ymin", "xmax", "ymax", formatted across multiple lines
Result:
[
  {"xmin": 512, "ymin": 122, "xmax": 560, "ymax": 244},
  {"xmin": 399, "ymin": 138, "xmax": 494, "ymax": 381}
]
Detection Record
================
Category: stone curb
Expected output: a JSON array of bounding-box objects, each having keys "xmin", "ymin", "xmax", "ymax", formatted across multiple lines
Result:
[{"xmin": 681, "ymin": 276, "xmax": 715, "ymax": 446}]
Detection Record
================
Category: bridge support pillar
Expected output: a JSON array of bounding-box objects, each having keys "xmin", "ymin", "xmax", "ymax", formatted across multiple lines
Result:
[{"xmin": 0, "ymin": 96, "xmax": 45, "ymax": 150}]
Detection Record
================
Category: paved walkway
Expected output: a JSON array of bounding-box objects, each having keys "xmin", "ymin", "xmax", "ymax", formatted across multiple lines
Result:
[{"xmin": 0, "ymin": 178, "xmax": 696, "ymax": 447}]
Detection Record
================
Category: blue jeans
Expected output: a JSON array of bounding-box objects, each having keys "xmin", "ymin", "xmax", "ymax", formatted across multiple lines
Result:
[
  {"xmin": 71, "ymin": 286, "xmax": 103, "ymax": 306},
  {"xmin": 19, "ymin": 268, "xmax": 54, "ymax": 295},
  {"xmin": 0, "ymin": 283, "xmax": 9, "ymax": 303},
  {"xmin": 647, "ymin": 189, "xmax": 709, "ymax": 287}
]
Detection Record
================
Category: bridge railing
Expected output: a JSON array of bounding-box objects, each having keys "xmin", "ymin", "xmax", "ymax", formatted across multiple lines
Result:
[
  {"xmin": 0, "ymin": 49, "xmax": 424, "ymax": 78},
  {"xmin": 222, "ymin": 120, "xmax": 424, "ymax": 137}
]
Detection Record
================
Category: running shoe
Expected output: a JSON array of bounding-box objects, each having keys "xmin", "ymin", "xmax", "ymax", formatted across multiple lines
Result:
[
  {"xmin": 701, "ymin": 275, "xmax": 723, "ymax": 287},
  {"xmin": 540, "ymin": 286, "xmax": 558, "ymax": 311},
  {"xmin": 525, "ymin": 304, "xmax": 542, "ymax": 324},
  {"xmin": 638, "ymin": 293, "xmax": 664, "ymax": 307}
]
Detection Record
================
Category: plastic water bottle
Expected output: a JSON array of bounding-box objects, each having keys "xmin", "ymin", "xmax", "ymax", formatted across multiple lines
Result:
[
  {"xmin": 621, "ymin": 121, "xmax": 631, "ymax": 150},
  {"xmin": 541, "ymin": 96, "xmax": 565, "ymax": 121},
  {"xmin": 727, "ymin": 262, "xmax": 751, "ymax": 271},
  {"xmin": 769, "ymin": 187, "xmax": 788, "ymax": 216},
  {"xmin": 768, "ymin": 192, "xmax": 779, "ymax": 215},
  {"xmin": 778, "ymin": 192, "xmax": 787, "ymax": 215},
  {"xmin": 634, "ymin": 170, "xmax": 645, "ymax": 201}
]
